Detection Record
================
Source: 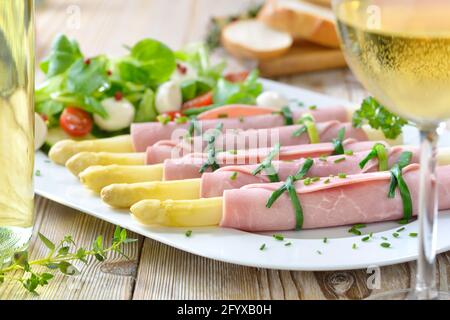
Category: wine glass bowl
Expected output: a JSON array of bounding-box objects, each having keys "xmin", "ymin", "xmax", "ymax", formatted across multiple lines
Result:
[{"xmin": 332, "ymin": 0, "xmax": 450, "ymax": 299}]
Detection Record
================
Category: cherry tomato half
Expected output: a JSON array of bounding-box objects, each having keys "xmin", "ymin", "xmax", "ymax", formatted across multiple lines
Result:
[
  {"xmin": 182, "ymin": 91, "xmax": 213, "ymax": 111},
  {"xmin": 60, "ymin": 107, "xmax": 93, "ymax": 137}
]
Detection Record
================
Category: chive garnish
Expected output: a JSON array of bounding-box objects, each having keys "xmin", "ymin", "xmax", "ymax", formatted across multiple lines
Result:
[
  {"xmin": 35, "ymin": 170, "xmax": 41, "ymax": 177},
  {"xmin": 319, "ymin": 155, "xmax": 328, "ymax": 162},
  {"xmin": 285, "ymin": 242, "xmax": 292, "ymax": 247},
  {"xmin": 303, "ymin": 178, "xmax": 312, "ymax": 186},
  {"xmin": 187, "ymin": 118, "xmax": 201, "ymax": 137},
  {"xmin": 393, "ymin": 232, "xmax": 400, "ymax": 238},
  {"xmin": 311, "ymin": 177, "xmax": 320, "ymax": 182},
  {"xmin": 409, "ymin": 233, "xmax": 418, "ymax": 238},
  {"xmin": 266, "ymin": 159, "xmax": 314, "ymax": 230},
  {"xmin": 199, "ymin": 123, "xmax": 223, "ymax": 174},
  {"xmin": 277, "ymin": 106, "xmax": 294, "ymax": 125},
  {"xmin": 323, "ymin": 237, "xmax": 328, "ymax": 243},
  {"xmin": 230, "ymin": 172, "xmax": 238, "ymax": 180},
  {"xmin": 359, "ymin": 143, "xmax": 389, "ymax": 171},
  {"xmin": 332, "ymin": 127, "xmax": 346, "ymax": 155},
  {"xmin": 317, "ymin": 250, "xmax": 322, "ymax": 255},
  {"xmin": 338, "ymin": 173, "xmax": 347, "ymax": 179},
  {"xmin": 334, "ymin": 157, "xmax": 346, "ymax": 164},
  {"xmin": 388, "ymin": 152, "xmax": 413, "ymax": 223},
  {"xmin": 361, "ymin": 236, "xmax": 370, "ymax": 242},
  {"xmin": 352, "ymin": 243, "xmax": 357, "ymax": 249},
  {"xmin": 308, "ymin": 105, "xmax": 317, "ymax": 110},
  {"xmin": 229, "ymin": 149, "xmax": 238, "ymax": 155},
  {"xmin": 396, "ymin": 227, "xmax": 405, "ymax": 232},
  {"xmin": 251, "ymin": 144, "xmax": 281, "ymax": 182},
  {"xmin": 348, "ymin": 224, "xmax": 366, "ymax": 235},
  {"xmin": 273, "ymin": 234, "xmax": 284, "ymax": 241},
  {"xmin": 185, "ymin": 230, "xmax": 192, "ymax": 237},
  {"xmin": 260, "ymin": 243, "xmax": 266, "ymax": 251},
  {"xmin": 380, "ymin": 242, "xmax": 391, "ymax": 248},
  {"xmin": 381, "ymin": 236, "xmax": 388, "ymax": 241},
  {"xmin": 345, "ymin": 150, "xmax": 354, "ymax": 156},
  {"xmin": 323, "ymin": 178, "xmax": 330, "ymax": 184},
  {"xmin": 292, "ymin": 114, "xmax": 320, "ymax": 143}
]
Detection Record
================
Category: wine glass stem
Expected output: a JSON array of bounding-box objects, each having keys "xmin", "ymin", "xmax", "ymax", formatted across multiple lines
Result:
[{"xmin": 415, "ymin": 127, "xmax": 439, "ymax": 299}]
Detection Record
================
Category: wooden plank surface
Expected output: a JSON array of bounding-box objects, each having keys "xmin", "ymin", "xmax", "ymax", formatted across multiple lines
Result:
[{"xmin": 1, "ymin": 0, "xmax": 449, "ymax": 300}]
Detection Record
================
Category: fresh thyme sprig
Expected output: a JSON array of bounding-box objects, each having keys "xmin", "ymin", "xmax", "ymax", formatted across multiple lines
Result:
[{"xmin": 0, "ymin": 226, "xmax": 137, "ymax": 295}]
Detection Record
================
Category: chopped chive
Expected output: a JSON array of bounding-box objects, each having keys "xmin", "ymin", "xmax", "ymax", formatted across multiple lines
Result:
[
  {"xmin": 185, "ymin": 230, "xmax": 192, "ymax": 237},
  {"xmin": 303, "ymin": 178, "xmax": 312, "ymax": 186},
  {"xmin": 239, "ymin": 116, "xmax": 244, "ymax": 123},
  {"xmin": 316, "ymin": 250, "xmax": 322, "ymax": 255},
  {"xmin": 311, "ymin": 177, "xmax": 320, "ymax": 182},
  {"xmin": 334, "ymin": 157, "xmax": 346, "ymax": 164},
  {"xmin": 393, "ymin": 232, "xmax": 400, "ymax": 238},
  {"xmin": 319, "ymin": 155, "xmax": 328, "ymax": 162},
  {"xmin": 323, "ymin": 237, "xmax": 328, "ymax": 244},
  {"xmin": 353, "ymin": 224, "xmax": 366, "ymax": 229},
  {"xmin": 380, "ymin": 242, "xmax": 391, "ymax": 248},
  {"xmin": 229, "ymin": 150, "xmax": 238, "ymax": 155},
  {"xmin": 381, "ymin": 236, "xmax": 388, "ymax": 241},
  {"xmin": 362, "ymin": 236, "xmax": 370, "ymax": 242},
  {"xmin": 369, "ymin": 232, "xmax": 374, "ymax": 238},
  {"xmin": 35, "ymin": 170, "xmax": 41, "ymax": 177},
  {"xmin": 230, "ymin": 172, "xmax": 238, "ymax": 180},
  {"xmin": 285, "ymin": 242, "xmax": 292, "ymax": 247},
  {"xmin": 323, "ymin": 178, "xmax": 331, "ymax": 184},
  {"xmin": 352, "ymin": 243, "xmax": 357, "ymax": 250},
  {"xmin": 308, "ymin": 105, "xmax": 317, "ymax": 110},
  {"xmin": 260, "ymin": 243, "xmax": 266, "ymax": 251},
  {"xmin": 344, "ymin": 150, "xmax": 354, "ymax": 156},
  {"xmin": 396, "ymin": 227, "xmax": 406, "ymax": 232},
  {"xmin": 409, "ymin": 233, "xmax": 418, "ymax": 238},
  {"xmin": 273, "ymin": 234, "xmax": 284, "ymax": 241},
  {"xmin": 338, "ymin": 173, "xmax": 347, "ymax": 179},
  {"xmin": 349, "ymin": 229, "xmax": 362, "ymax": 236}
]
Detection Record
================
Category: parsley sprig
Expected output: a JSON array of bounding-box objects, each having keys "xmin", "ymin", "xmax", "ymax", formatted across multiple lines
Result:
[
  {"xmin": 388, "ymin": 151, "xmax": 413, "ymax": 223},
  {"xmin": 266, "ymin": 158, "xmax": 314, "ymax": 230},
  {"xmin": 251, "ymin": 144, "xmax": 281, "ymax": 182},
  {"xmin": 352, "ymin": 97, "xmax": 408, "ymax": 140},
  {"xmin": 0, "ymin": 226, "xmax": 136, "ymax": 295}
]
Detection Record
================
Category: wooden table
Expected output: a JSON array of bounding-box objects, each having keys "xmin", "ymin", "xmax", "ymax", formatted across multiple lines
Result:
[{"xmin": 1, "ymin": 0, "xmax": 449, "ymax": 300}]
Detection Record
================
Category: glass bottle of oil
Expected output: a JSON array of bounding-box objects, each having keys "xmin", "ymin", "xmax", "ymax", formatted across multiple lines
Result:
[{"xmin": 0, "ymin": 0, "xmax": 35, "ymax": 264}]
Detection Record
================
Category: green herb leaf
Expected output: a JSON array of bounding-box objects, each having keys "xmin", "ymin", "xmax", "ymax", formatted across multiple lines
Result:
[
  {"xmin": 332, "ymin": 127, "xmax": 346, "ymax": 155},
  {"xmin": 352, "ymin": 97, "xmax": 408, "ymax": 140},
  {"xmin": 38, "ymin": 233, "xmax": 56, "ymax": 251},
  {"xmin": 185, "ymin": 230, "xmax": 193, "ymax": 237},
  {"xmin": 134, "ymin": 89, "xmax": 157, "ymax": 122},
  {"xmin": 41, "ymin": 34, "xmax": 83, "ymax": 77},
  {"xmin": 273, "ymin": 234, "xmax": 284, "ymax": 241}
]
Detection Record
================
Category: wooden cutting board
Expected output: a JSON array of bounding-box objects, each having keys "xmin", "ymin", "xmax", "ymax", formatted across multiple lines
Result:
[{"xmin": 257, "ymin": 41, "xmax": 347, "ymax": 77}]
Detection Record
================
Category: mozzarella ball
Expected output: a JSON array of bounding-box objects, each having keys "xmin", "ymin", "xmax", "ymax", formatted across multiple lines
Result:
[
  {"xmin": 155, "ymin": 80, "xmax": 182, "ymax": 114},
  {"xmin": 94, "ymin": 97, "xmax": 135, "ymax": 131},
  {"xmin": 256, "ymin": 91, "xmax": 289, "ymax": 109}
]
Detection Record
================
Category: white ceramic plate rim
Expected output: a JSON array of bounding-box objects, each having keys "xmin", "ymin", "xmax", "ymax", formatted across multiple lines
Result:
[{"xmin": 35, "ymin": 79, "xmax": 450, "ymax": 271}]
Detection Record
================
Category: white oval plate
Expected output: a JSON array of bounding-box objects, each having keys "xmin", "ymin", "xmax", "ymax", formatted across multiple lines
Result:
[{"xmin": 35, "ymin": 79, "xmax": 450, "ymax": 271}]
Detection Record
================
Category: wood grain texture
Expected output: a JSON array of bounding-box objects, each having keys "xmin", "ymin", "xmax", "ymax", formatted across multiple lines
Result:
[{"xmin": 1, "ymin": 0, "xmax": 448, "ymax": 300}]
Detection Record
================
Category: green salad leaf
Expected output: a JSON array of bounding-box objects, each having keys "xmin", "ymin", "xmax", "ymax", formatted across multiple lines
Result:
[
  {"xmin": 40, "ymin": 34, "xmax": 83, "ymax": 77},
  {"xmin": 66, "ymin": 56, "xmax": 110, "ymax": 95},
  {"xmin": 213, "ymin": 70, "xmax": 262, "ymax": 105},
  {"xmin": 134, "ymin": 89, "xmax": 157, "ymax": 122}
]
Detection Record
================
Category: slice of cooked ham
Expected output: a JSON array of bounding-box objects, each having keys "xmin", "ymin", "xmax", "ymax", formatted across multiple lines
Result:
[
  {"xmin": 131, "ymin": 105, "xmax": 348, "ymax": 152},
  {"xmin": 162, "ymin": 140, "xmax": 385, "ymax": 180},
  {"xmin": 146, "ymin": 121, "xmax": 367, "ymax": 164},
  {"xmin": 201, "ymin": 145, "xmax": 419, "ymax": 197},
  {"xmin": 221, "ymin": 164, "xmax": 450, "ymax": 231}
]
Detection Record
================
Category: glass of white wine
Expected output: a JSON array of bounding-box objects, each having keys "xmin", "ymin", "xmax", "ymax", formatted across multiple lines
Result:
[
  {"xmin": 333, "ymin": 0, "xmax": 450, "ymax": 300},
  {"xmin": 0, "ymin": 0, "xmax": 35, "ymax": 264}
]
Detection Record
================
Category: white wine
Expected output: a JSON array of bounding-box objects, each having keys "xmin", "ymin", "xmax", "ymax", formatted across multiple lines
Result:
[
  {"xmin": 0, "ymin": 0, "xmax": 35, "ymax": 261},
  {"xmin": 336, "ymin": 0, "xmax": 450, "ymax": 124}
]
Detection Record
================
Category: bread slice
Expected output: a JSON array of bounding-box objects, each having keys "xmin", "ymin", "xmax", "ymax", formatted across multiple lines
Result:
[
  {"xmin": 258, "ymin": 0, "xmax": 339, "ymax": 48},
  {"xmin": 221, "ymin": 19, "xmax": 293, "ymax": 60}
]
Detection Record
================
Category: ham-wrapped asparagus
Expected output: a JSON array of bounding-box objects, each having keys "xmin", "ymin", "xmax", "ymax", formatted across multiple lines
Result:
[
  {"xmin": 130, "ymin": 164, "xmax": 450, "ymax": 231},
  {"xmin": 131, "ymin": 105, "xmax": 349, "ymax": 152}
]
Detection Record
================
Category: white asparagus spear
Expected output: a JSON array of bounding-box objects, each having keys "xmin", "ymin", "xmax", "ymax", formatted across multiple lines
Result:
[
  {"xmin": 79, "ymin": 164, "xmax": 163, "ymax": 193},
  {"xmin": 66, "ymin": 152, "xmax": 146, "ymax": 176},
  {"xmin": 101, "ymin": 179, "xmax": 201, "ymax": 208},
  {"xmin": 49, "ymin": 135, "xmax": 134, "ymax": 165},
  {"xmin": 130, "ymin": 198, "xmax": 223, "ymax": 227}
]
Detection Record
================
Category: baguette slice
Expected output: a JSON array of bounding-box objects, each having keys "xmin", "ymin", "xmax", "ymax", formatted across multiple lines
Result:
[
  {"xmin": 258, "ymin": 0, "xmax": 339, "ymax": 48},
  {"xmin": 221, "ymin": 19, "xmax": 293, "ymax": 60}
]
